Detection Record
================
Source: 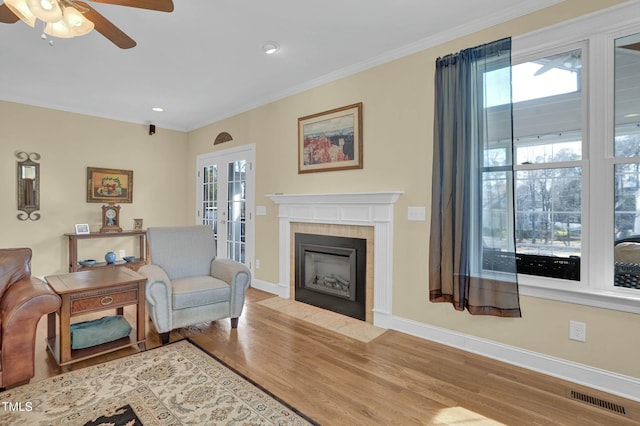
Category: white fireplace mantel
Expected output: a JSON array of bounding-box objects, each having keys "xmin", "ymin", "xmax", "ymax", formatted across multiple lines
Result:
[
  {"xmin": 266, "ymin": 191, "xmax": 403, "ymax": 328},
  {"xmin": 267, "ymin": 192, "xmax": 402, "ymax": 205}
]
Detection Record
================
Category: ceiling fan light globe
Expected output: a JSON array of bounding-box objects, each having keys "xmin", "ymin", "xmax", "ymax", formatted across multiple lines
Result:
[
  {"xmin": 4, "ymin": 0, "xmax": 37, "ymax": 27},
  {"xmin": 39, "ymin": 0, "xmax": 55, "ymax": 10},
  {"xmin": 63, "ymin": 7, "xmax": 82, "ymax": 27},
  {"xmin": 44, "ymin": 20, "xmax": 75, "ymax": 38},
  {"xmin": 63, "ymin": 6, "xmax": 94, "ymax": 35},
  {"xmin": 26, "ymin": 0, "xmax": 62, "ymax": 23}
]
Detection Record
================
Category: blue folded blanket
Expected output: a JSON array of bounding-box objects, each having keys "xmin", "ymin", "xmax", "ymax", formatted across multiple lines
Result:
[{"xmin": 70, "ymin": 315, "xmax": 132, "ymax": 349}]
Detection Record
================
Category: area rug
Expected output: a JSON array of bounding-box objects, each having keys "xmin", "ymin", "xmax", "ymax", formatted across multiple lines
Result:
[
  {"xmin": 0, "ymin": 339, "xmax": 318, "ymax": 426},
  {"xmin": 257, "ymin": 297, "xmax": 385, "ymax": 343}
]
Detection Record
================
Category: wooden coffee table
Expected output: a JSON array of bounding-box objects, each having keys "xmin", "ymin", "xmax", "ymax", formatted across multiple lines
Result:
[{"xmin": 45, "ymin": 267, "xmax": 147, "ymax": 367}]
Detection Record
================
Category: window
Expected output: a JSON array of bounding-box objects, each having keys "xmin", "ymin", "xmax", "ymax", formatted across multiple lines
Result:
[
  {"xmin": 513, "ymin": 49, "xmax": 583, "ymax": 264},
  {"xmin": 613, "ymin": 32, "xmax": 640, "ymax": 291},
  {"xmin": 483, "ymin": 48, "xmax": 584, "ymax": 281},
  {"xmin": 499, "ymin": 3, "xmax": 640, "ymax": 311}
]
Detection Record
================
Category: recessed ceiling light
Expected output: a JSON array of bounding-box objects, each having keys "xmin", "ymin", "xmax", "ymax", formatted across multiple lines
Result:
[
  {"xmin": 624, "ymin": 113, "xmax": 639, "ymax": 118},
  {"xmin": 262, "ymin": 41, "xmax": 280, "ymax": 55},
  {"xmin": 152, "ymin": 107, "xmax": 164, "ymax": 112}
]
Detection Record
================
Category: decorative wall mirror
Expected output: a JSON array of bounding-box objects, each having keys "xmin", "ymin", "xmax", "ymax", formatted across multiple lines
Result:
[{"xmin": 16, "ymin": 151, "xmax": 41, "ymax": 221}]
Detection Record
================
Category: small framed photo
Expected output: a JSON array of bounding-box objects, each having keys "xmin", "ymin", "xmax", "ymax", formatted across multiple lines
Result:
[
  {"xmin": 298, "ymin": 102, "xmax": 363, "ymax": 174},
  {"xmin": 75, "ymin": 223, "xmax": 90, "ymax": 235}
]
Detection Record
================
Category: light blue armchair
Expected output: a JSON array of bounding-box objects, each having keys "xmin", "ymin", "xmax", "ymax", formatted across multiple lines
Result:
[{"xmin": 139, "ymin": 225, "xmax": 251, "ymax": 344}]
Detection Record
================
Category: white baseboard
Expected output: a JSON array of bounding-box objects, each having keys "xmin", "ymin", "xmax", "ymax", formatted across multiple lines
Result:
[
  {"xmin": 388, "ymin": 315, "xmax": 640, "ymax": 403},
  {"xmin": 250, "ymin": 278, "xmax": 288, "ymax": 298},
  {"xmin": 251, "ymin": 280, "xmax": 640, "ymax": 402}
]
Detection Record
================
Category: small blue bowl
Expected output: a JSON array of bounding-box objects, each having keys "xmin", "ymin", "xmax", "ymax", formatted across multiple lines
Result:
[
  {"xmin": 123, "ymin": 256, "xmax": 137, "ymax": 262},
  {"xmin": 79, "ymin": 259, "xmax": 96, "ymax": 267}
]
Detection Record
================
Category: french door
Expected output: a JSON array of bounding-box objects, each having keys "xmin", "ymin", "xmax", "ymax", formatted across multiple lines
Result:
[{"xmin": 196, "ymin": 145, "xmax": 254, "ymax": 269}]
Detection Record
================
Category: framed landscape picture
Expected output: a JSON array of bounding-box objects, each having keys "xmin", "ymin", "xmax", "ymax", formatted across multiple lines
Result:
[
  {"xmin": 298, "ymin": 102, "xmax": 363, "ymax": 173},
  {"xmin": 87, "ymin": 167, "xmax": 133, "ymax": 203}
]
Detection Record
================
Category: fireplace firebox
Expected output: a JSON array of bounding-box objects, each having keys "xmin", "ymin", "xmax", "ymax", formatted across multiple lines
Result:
[{"xmin": 295, "ymin": 233, "xmax": 366, "ymax": 320}]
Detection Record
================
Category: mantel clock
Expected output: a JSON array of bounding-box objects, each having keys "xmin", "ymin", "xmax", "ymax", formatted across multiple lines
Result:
[{"xmin": 100, "ymin": 204, "xmax": 122, "ymax": 233}]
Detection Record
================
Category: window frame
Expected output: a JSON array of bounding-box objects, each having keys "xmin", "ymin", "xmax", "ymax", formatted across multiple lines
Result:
[{"xmin": 511, "ymin": 3, "xmax": 640, "ymax": 313}]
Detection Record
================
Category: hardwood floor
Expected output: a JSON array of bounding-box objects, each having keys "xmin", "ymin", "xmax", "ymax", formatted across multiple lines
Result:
[{"xmin": 31, "ymin": 288, "xmax": 640, "ymax": 425}]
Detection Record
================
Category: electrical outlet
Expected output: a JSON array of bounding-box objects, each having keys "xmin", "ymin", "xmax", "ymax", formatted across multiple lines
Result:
[
  {"xmin": 569, "ymin": 320, "xmax": 586, "ymax": 342},
  {"xmin": 119, "ymin": 249, "xmax": 126, "ymax": 258},
  {"xmin": 255, "ymin": 259, "xmax": 261, "ymax": 269}
]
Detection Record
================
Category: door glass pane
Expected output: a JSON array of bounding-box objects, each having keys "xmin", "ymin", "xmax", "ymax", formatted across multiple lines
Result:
[
  {"xmin": 202, "ymin": 165, "xmax": 218, "ymax": 241},
  {"xmin": 227, "ymin": 160, "xmax": 246, "ymax": 263},
  {"xmin": 614, "ymin": 32, "xmax": 640, "ymax": 290}
]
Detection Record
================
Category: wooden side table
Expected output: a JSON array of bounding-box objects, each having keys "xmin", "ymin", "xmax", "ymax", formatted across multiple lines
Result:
[{"xmin": 45, "ymin": 268, "xmax": 147, "ymax": 367}]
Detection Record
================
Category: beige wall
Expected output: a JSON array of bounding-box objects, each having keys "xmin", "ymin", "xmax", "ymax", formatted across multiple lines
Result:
[
  {"xmin": 0, "ymin": 101, "xmax": 190, "ymax": 277},
  {"xmin": 187, "ymin": 0, "xmax": 639, "ymax": 379},
  {"xmin": 1, "ymin": 0, "xmax": 636, "ymax": 380}
]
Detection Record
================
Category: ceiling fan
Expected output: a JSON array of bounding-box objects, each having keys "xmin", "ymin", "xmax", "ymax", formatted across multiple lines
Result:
[
  {"xmin": 534, "ymin": 42, "xmax": 640, "ymax": 76},
  {"xmin": 533, "ymin": 51, "xmax": 582, "ymax": 76},
  {"xmin": 0, "ymin": 0, "xmax": 174, "ymax": 49}
]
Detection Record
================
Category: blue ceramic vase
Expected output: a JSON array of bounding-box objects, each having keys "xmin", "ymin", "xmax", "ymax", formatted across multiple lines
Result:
[{"xmin": 105, "ymin": 251, "xmax": 116, "ymax": 264}]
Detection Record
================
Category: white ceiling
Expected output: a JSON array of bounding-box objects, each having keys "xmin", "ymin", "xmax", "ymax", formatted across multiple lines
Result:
[{"xmin": 0, "ymin": 0, "xmax": 562, "ymax": 132}]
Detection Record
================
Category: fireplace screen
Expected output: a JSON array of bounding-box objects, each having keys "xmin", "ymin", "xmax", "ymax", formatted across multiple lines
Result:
[
  {"xmin": 295, "ymin": 233, "xmax": 366, "ymax": 320},
  {"xmin": 303, "ymin": 249, "xmax": 356, "ymax": 301}
]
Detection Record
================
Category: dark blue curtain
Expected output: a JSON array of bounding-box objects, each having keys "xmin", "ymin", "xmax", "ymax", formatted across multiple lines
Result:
[{"xmin": 429, "ymin": 38, "xmax": 521, "ymax": 317}]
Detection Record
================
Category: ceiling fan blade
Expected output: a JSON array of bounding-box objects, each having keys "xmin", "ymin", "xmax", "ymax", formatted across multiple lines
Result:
[
  {"xmin": 88, "ymin": 0, "xmax": 174, "ymax": 12},
  {"xmin": 534, "ymin": 55, "xmax": 568, "ymax": 76},
  {"xmin": 0, "ymin": 4, "xmax": 20, "ymax": 23},
  {"xmin": 620, "ymin": 42, "xmax": 640, "ymax": 51},
  {"xmin": 76, "ymin": 1, "xmax": 136, "ymax": 49}
]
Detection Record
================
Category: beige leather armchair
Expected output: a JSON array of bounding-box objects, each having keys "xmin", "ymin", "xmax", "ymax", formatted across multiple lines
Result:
[
  {"xmin": 139, "ymin": 225, "xmax": 251, "ymax": 344},
  {"xmin": 0, "ymin": 248, "xmax": 61, "ymax": 389}
]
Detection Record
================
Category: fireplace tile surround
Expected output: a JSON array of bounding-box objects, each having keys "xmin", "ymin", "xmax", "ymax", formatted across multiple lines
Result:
[
  {"xmin": 267, "ymin": 192, "xmax": 403, "ymax": 328},
  {"xmin": 293, "ymin": 224, "xmax": 372, "ymax": 322}
]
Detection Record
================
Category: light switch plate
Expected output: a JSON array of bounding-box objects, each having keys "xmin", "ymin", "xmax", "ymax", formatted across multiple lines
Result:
[
  {"xmin": 408, "ymin": 206, "xmax": 426, "ymax": 221},
  {"xmin": 256, "ymin": 205, "xmax": 267, "ymax": 215}
]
